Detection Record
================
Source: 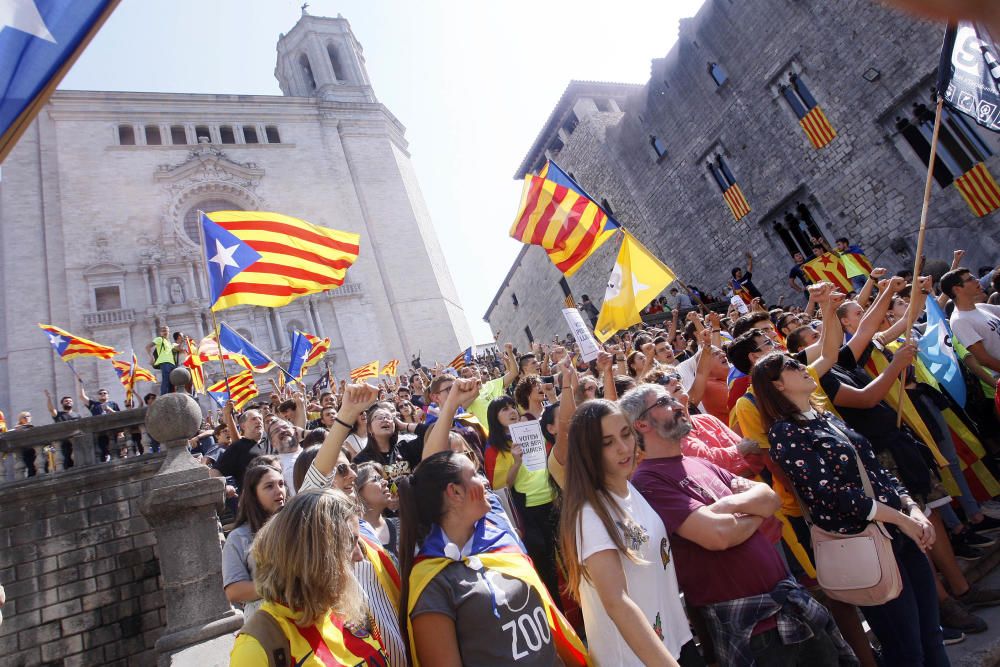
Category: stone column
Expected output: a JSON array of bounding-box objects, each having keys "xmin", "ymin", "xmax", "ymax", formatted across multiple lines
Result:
[{"xmin": 139, "ymin": 368, "xmax": 242, "ymax": 666}]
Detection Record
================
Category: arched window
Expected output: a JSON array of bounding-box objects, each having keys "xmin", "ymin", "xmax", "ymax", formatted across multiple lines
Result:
[
  {"xmin": 170, "ymin": 125, "xmax": 187, "ymax": 145},
  {"xmin": 195, "ymin": 125, "xmax": 211, "ymax": 143},
  {"xmin": 327, "ymin": 43, "xmax": 344, "ymax": 81},
  {"xmin": 300, "ymin": 53, "xmax": 316, "ymax": 91},
  {"xmin": 183, "ymin": 199, "xmax": 243, "ymax": 243},
  {"xmin": 145, "ymin": 125, "xmax": 162, "ymax": 145}
]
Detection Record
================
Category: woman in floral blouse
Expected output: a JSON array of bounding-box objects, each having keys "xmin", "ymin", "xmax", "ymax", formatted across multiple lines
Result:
[{"xmin": 751, "ymin": 351, "xmax": 948, "ymax": 667}]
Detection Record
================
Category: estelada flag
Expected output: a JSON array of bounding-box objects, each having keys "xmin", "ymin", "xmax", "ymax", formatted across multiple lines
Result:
[
  {"xmin": 801, "ymin": 252, "xmax": 851, "ymax": 293},
  {"xmin": 39, "ymin": 323, "xmax": 118, "ymax": 360},
  {"xmin": 201, "ymin": 211, "xmax": 360, "ymax": 311},
  {"xmin": 595, "ymin": 231, "xmax": 676, "ymax": 343},
  {"xmin": 207, "ymin": 370, "xmax": 258, "ymax": 410},
  {"xmin": 110, "ymin": 358, "xmax": 155, "ymax": 384},
  {"xmin": 349, "ymin": 360, "xmax": 379, "ymax": 382},
  {"xmin": 510, "ymin": 160, "xmax": 620, "ymax": 276},
  {"xmin": 381, "ymin": 359, "xmax": 399, "ymax": 376},
  {"xmin": 448, "ymin": 348, "xmax": 472, "ymax": 370}
]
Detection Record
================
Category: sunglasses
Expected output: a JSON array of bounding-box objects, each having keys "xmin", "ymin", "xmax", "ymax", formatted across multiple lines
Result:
[
  {"xmin": 637, "ymin": 395, "xmax": 680, "ymax": 421},
  {"xmin": 335, "ymin": 462, "xmax": 354, "ymax": 477},
  {"xmin": 767, "ymin": 356, "xmax": 806, "ymax": 380}
]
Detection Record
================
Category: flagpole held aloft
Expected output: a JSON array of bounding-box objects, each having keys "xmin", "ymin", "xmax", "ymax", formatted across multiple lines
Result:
[{"xmin": 195, "ymin": 209, "xmax": 234, "ymax": 402}]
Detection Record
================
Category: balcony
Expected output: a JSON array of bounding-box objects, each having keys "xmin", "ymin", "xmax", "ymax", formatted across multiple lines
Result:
[
  {"xmin": 330, "ymin": 282, "xmax": 362, "ymax": 298},
  {"xmin": 84, "ymin": 307, "xmax": 136, "ymax": 327}
]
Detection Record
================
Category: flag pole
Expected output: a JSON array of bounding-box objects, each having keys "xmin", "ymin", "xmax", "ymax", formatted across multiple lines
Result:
[
  {"xmin": 674, "ymin": 278, "xmax": 710, "ymax": 315},
  {"xmin": 195, "ymin": 209, "xmax": 234, "ymax": 402},
  {"xmin": 896, "ymin": 95, "xmax": 945, "ymax": 427}
]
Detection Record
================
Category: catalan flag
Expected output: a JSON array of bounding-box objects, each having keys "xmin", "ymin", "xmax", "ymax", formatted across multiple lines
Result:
[
  {"xmin": 194, "ymin": 334, "xmax": 252, "ymax": 369},
  {"xmin": 509, "ymin": 160, "xmax": 620, "ymax": 276},
  {"xmin": 382, "ymin": 359, "xmax": 399, "ymax": 377},
  {"xmin": 110, "ymin": 358, "xmax": 156, "ymax": 385},
  {"xmin": 183, "ymin": 338, "xmax": 205, "ymax": 394},
  {"xmin": 287, "ymin": 330, "xmax": 330, "ymax": 381},
  {"xmin": 201, "ymin": 211, "xmax": 360, "ymax": 311},
  {"xmin": 708, "ymin": 158, "xmax": 750, "ymax": 221},
  {"xmin": 448, "ymin": 348, "xmax": 473, "ymax": 370},
  {"xmin": 350, "ymin": 361, "xmax": 379, "ymax": 382},
  {"xmin": 39, "ymin": 323, "xmax": 118, "ymax": 360},
  {"xmin": 780, "ymin": 77, "xmax": 836, "ymax": 149},
  {"xmin": 801, "ymin": 252, "xmax": 852, "ymax": 293},
  {"xmin": 207, "ymin": 370, "xmax": 258, "ymax": 410},
  {"xmin": 954, "ymin": 163, "xmax": 1000, "ymax": 216}
]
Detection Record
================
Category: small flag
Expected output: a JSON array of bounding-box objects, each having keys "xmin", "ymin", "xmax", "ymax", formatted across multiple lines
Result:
[
  {"xmin": 954, "ymin": 163, "xmax": 1000, "ymax": 216},
  {"xmin": 801, "ymin": 252, "xmax": 852, "ymax": 293},
  {"xmin": 218, "ymin": 323, "xmax": 276, "ymax": 372},
  {"xmin": 382, "ymin": 359, "xmax": 399, "ymax": 377},
  {"xmin": 110, "ymin": 358, "xmax": 155, "ymax": 384},
  {"xmin": 350, "ymin": 361, "xmax": 379, "ymax": 382},
  {"xmin": 722, "ymin": 183, "xmax": 751, "ymax": 221},
  {"xmin": 39, "ymin": 323, "xmax": 118, "ymax": 360},
  {"xmin": 595, "ymin": 231, "xmax": 677, "ymax": 343},
  {"xmin": 201, "ymin": 211, "xmax": 360, "ymax": 312},
  {"xmin": 183, "ymin": 338, "xmax": 205, "ymax": 394},
  {"xmin": 509, "ymin": 160, "xmax": 620, "ymax": 276},
  {"xmin": 194, "ymin": 334, "xmax": 251, "ymax": 368},
  {"xmin": 918, "ymin": 298, "xmax": 966, "ymax": 407},
  {"xmin": 207, "ymin": 370, "xmax": 258, "ymax": 410},
  {"xmin": 937, "ymin": 22, "xmax": 1000, "ymax": 134},
  {"xmin": 311, "ymin": 368, "xmax": 332, "ymax": 395},
  {"xmin": 286, "ymin": 330, "xmax": 330, "ymax": 380},
  {"xmin": 448, "ymin": 347, "xmax": 473, "ymax": 370}
]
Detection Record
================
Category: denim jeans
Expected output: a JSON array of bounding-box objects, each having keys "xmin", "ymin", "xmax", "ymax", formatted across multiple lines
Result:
[
  {"xmin": 860, "ymin": 532, "xmax": 950, "ymax": 666},
  {"xmin": 749, "ymin": 625, "xmax": 841, "ymax": 666},
  {"xmin": 159, "ymin": 362, "xmax": 176, "ymax": 395},
  {"xmin": 849, "ymin": 274, "xmax": 868, "ymax": 292},
  {"xmin": 916, "ymin": 393, "xmax": 981, "ymax": 523}
]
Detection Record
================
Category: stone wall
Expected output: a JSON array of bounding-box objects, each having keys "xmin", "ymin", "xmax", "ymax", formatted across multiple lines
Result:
[
  {"xmin": 487, "ymin": 0, "xmax": 1000, "ymax": 339},
  {"xmin": 0, "ymin": 454, "xmax": 166, "ymax": 666}
]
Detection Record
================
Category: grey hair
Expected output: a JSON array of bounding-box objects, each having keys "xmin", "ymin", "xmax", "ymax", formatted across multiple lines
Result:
[{"xmin": 618, "ymin": 383, "xmax": 667, "ymax": 426}]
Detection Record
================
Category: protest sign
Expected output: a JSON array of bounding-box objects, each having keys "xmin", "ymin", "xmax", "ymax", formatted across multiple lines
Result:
[
  {"xmin": 563, "ymin": 308, "xmax": 601, "ymax": 362},
  {"xmin": 508, "ymin": 420, "xmax": 548, "ymax": 472}
]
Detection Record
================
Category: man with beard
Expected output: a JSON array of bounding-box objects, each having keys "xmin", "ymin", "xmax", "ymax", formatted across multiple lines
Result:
[
  {"xmin": 622, "ymin": 384, "xmax": 847, "ymax": 666},
  {"xmin": 211, "ymin": 405, "xmax": 265, "ymax": 494},
  {"xmin": 265, "ymin": 417, "xmax": 301, "ymax": 495},
  {"xmin": 44, "ymin": 389, "xmax": 80, "ymax": 469}
]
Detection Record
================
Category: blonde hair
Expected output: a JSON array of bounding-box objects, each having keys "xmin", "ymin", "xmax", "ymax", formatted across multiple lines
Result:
[{"xmin": 251, "ymin": 488, "xmax": 366, "ymax": 627}]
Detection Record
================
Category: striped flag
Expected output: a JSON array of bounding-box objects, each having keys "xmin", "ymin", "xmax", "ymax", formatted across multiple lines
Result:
[
  {"xmin": 509, "ymin": 161, "xmax": 620, "ymax": 277},
  {"xmin": 801, "ymin": 252, "xmax": 852, "ymax": 293},
  {"xmin": 201, "ymin": 211, "xmax": 360, "ymax": 311},
  {"xmin": 722, "ymin": 184, "xmax": 751, "ymax": 221},
  {"xmin": 287, "ymin": 330, "xmax": 330, "ymax": 380},
  {"xmin": 448, "ymin": 347, "xmax": 473, "ymax": 370},
  {"xmin": 218, "ymin": 323, "xmax": 276, "ymax": 372},
  {"xmin": 350, "ymin": 361, "xmax": 379, "ymax": 382},
  {"xmin": 954, "ymin": 163, "xmax": 1000, "ymax": 217},
  {"xmin": 183, "ymin": 338, "xmax": 205, "ymax": 394},
  {"xmin": 39, "ymin": 323, "xmax": 118, "ymax": 360},
  {"xmin": 799, "ymin": 106, "xmax": 836, "ymax": 149},
  {"xmin": 0, "ymin": 410, "xmax": 6, "ymax": 433},
  {"xmin": 207, "ymin": 370, "xmax": 258, "ymax": 410},
  {"xmin": 110, "ymin": 358, "xmax": 156, "ymax": 384},
  {"xmin": 194, "ymin": 334, "xmax": 252, "ymax": 369},
  {"xmin": 381, "ymin": 359, "xmax": 399, "ymax": 377}
]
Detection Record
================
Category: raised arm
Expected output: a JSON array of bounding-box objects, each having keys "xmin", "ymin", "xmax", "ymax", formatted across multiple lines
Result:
[
  {"xmin": 312, "ymin": 384, "xmax": 379, "ymax": 477},
  {"xmin": 551, "ymin": 358, "xmax": 578, "ymax": 468},
  {"xmin": 848, "ymin": 276, "xmax": 904, "ymax": 361},
  {"xmin": 597, "ymin": 349, "xmax": 617, "ymax": 402},
  {"xmin": 501, "ymin": 342, "xmax": 518, "ymax": 388},
  {"xmin": 829, "ymin": 342, "xmax": 918, "ymax": 409},
  {"xmin": 291, "ymin": 391, "xmax": 306, "ymax": 431},
  {"xmin": 77, "ymin": 378, "xmax": 89, "ymax": 403},
  {"xmin": 222, "ymin": 400, "xmax": 240, "ymax": 440},
  {"xmin": 43, "ymin": 389, "xmax": 57, "ymax": 418},
  {"xmin": 810, "ymin": 283, "xmax": 843, "ymax": 377},
  {"xmin": 422, "ymin": 378, "xmax": 481, "ymax": 460},
  {"xmin": 745, "ymin": 251, "xmax": 754, "ymax": 273}
]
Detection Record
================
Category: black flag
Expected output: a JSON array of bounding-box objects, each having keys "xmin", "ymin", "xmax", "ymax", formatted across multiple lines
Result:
[{"xmin": 938, "ymin": 22, "xmax": 1000, "ymax": 132}]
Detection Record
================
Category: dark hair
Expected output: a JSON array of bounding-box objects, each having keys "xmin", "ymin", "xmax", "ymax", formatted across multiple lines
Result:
[
  {"xmin": 514, "ymin": 375, "xmax": 541, "ymax": 411},
  {"xmin": 355, "ymin": 404, "xmax": 398, "ymax": 461},
  {"xmin": 626, "ymin": 350, "xmax": 644, "ymax": 378},
  {"xmin": 60, "ymin": 396, "xmax": 72, "ymax": 404},
  {"xmin": 292, "ymin": 445, "xmax": 321, "ymax": 492},
  {"xmin": 750, "ymin": 352, "xmax": 822, "ymax": 431},
  {"xmin": 397, "ymin": 451, "xmax": 468, "ymax": 663},
  {"xmin": 613, "ymin": 374, "xmax": 636, "ymax": 397},
  {"xmin": 486, "ymin": 395, "xmax": 517, "ymax": 451},
  {"xmin": 539, "ymin": 402, "xmax": 559, "ymax": 445},
  {"xmin": 731, "ymin": 312, "xmax": 770, "ymax": 338},
  {"xmin": 300, "ymin": 428, "xmax": 327, "ymax": 448},
  {"xmin": 731, "ymin": 267, "xmax": 742, "ymax": 278},
  {"xmin": 836, "ymin": 236, "xmax": 849, "ymax": 245},
  {"xmin": 777, "ymin": 312, "xmax": 799, "ymax": 334},
  {"xmin": 428, "ymin": 375, "xmax": 453, "ymax": 396},
  {"xmin": 785, "ymin": 326, "xmax": 812, "ymax": 354},
  {"xmin": 727, "ymin": 327, "xmax": 767, "ymax": 374},
  {"xmin": 940, "ymin": 268, "xmax": 971, "ymax": 300},
  {"xmin": 213, "ymin": 423, "xmax": 228, "ymax": 438},
  {"xmin": 277, "ymin": 399, "xmax": 296, "ymax": 414},
  {"xmin": 235, "ymin": 463, "xmax": 284, "ymax": 533},
  {"xmin": 143, "ymin": 393, "xmax": 156, "ymax": 403},
  {"xmin": 517, "ymin": 353, "xmax": 537, "ymax": 373}
]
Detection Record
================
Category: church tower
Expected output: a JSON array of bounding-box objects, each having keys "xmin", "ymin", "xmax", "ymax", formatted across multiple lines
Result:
[{"xmin": 274, "ymin": 10, "xmax": 375, "ymax": 103}]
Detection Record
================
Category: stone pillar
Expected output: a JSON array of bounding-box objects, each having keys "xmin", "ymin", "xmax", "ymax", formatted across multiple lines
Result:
[{"xmin": 139, "ymin": 367, "xmax": 241, "ymax": 666}]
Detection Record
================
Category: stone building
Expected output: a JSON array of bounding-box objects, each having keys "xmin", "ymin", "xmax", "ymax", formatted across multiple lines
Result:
[
  {"xmin": 0, "ymin": 12, "xmax": 471, "ymax": 418},
  {"xmin": 486, "ymin": 0, "xmax": 1000, "ymax": 347}
]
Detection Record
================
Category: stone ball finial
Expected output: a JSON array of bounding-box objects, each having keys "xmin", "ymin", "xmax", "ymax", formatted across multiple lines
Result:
[
  {"xmin": 170, "ymin": 366, "xmax": 192, "ymax": 389},
  {"xmin": 146, "ymin": 392, "xmax": 202, "ymax": 444}
]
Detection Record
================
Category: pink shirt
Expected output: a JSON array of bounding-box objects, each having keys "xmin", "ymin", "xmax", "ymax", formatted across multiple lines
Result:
[{"xmin": 680, "ymin": 413, "xmax": 750, "ymax": 476}]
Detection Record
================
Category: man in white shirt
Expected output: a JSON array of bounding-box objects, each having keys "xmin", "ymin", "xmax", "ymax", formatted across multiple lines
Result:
[{"xmin": 942, "ymin": 267, "xmax": 1000, "ymax": 380}]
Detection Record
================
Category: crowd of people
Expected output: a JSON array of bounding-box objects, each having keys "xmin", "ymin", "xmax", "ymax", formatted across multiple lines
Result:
[{"xmin": 5, "ymin": 245, "xmax": 1000, "ymax": 666}]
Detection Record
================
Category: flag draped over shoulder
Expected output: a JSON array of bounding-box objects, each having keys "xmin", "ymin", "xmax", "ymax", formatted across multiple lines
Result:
[
  {"xmin": 201, "ymin": 211, "xmax": 360, "ymax": 311},
  {"xmin": 509, "ymin": 161, "xmax": 620, "ymax": 276},
  {"xmin": 349, "ymin": 361, "xmax": 379, "ymax": 382},
  {"xmin": 918, "ymin": 299, "xmax": 966, "ymax": 407},
  {"xmin": 595, "ymin": 231, "xmax": 676, "ymax": 343},
  {"xmin": 207, "ymin": 370, "xmax": 258, "ymax": 410},
  {"xmin": 39, "ymin": 323, "xmax": 118, "ymax": 360},
  {"xmin": 801, "ymin": 252, "xmax": 851, "ymax": 293}
]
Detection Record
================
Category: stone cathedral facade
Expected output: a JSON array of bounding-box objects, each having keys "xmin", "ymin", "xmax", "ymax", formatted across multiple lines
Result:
[{"xmin": 0, "ymin": 12, "xmax": 471, "ymax": 416}]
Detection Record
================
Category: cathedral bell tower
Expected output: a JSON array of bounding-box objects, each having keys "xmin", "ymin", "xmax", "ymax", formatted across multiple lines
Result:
[{"xmin": 274, "ymin": 9, "xmax": 376, "ymax": 103}]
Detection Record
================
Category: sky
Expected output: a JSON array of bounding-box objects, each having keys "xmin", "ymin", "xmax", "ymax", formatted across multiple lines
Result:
[{"xmin": 58, "ymin": 0, "xmax": 706, "ymax": 344}]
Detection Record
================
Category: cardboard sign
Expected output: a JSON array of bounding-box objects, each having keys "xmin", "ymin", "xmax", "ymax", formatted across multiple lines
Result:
[
  {"xmin": 563, "ymin": 308, "xmax": 601, "ymax": 362},
  {"xmin": 730, "ymin": 295, "xmax": 749, "ymax": 315},
  {"xmin": 508, "ymin": 420, "xmax": 548, "ymax": 472}
]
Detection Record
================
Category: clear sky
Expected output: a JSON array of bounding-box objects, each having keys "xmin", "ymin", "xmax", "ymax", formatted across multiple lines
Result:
[{"xmin": 59, "ymin": 0, "xmax": 705, "ymax": 344}]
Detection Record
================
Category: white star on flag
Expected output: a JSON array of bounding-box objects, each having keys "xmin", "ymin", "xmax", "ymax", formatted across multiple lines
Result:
[
  {"xmin": 46, "ymin": 332, "xmax": 64, "ymax": 347},
  {"xmin": 209, "ymin": 239, "xmax": 240, "ymax": 277},
  {"xmin": 1, "ymin": 0, "xmax": 56, "ymax": 42},
  {"xmin": 300, "ymin": 349, "xmax": 311, "ymax": 362}
]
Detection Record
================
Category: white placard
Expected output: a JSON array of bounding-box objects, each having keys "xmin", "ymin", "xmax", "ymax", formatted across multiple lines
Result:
[
  {"xmin": 562, "ymin": 307, "xmax": 601, "ymax": 362},
  {"xmin": 730, "ymin": 295, "xmax": 749, "ymax": 315},
  {"xmin": 508, "ymin": 420, "xmax": 548, "ymax": 472}
]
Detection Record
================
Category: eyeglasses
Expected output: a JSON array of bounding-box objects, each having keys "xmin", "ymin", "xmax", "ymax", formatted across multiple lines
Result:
[
  {"xmin": 767, "ymin": 356, "xmax": 806, "ymax": 380},
  {"xmin": 754, "ymin": 338, "xmax": 777, "ymax": 352},
  {"xmin": 637, "ymin": 395, "xmax": 680, "ymax": 421},
  {"xmin": 335, "ymin": 462, "xmax": 354, "ymax": 477}
]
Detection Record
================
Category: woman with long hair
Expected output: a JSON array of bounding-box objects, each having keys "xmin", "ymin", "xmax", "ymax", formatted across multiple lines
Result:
[
  {"xmin": 398, "ymin": 377, "xmax": 587, "ymax": 667},
  {"xmin": 229, "ymin": 488, "xmax": 388, "ymax": 665},
  {"xmin": 751, "ymin": 351, "xmax": 946, "ymax": 666},
  {"xmin": 354, "ymin": 462, "xmax": 399, "ymax": 556},
  {"xmin": 353, "ymin": 404, "xmax": 402, "ymax": 466},
  {"xmin": 560, "ymin": 400, "xmax": 693, "ymax": 666},
  {"xmin": 343, "ymin": 408, "xmax": 368, "ymax": 459},
  {"xmin": 483, "ymin": 395, "xmax": 519, "ymax": 489},
  {"xmin": 221, "ymin": 463, "xmax": 286, "ymax": 620}
]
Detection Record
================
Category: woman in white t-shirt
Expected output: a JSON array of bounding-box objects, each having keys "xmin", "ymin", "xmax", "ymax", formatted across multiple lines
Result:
[{"xmin": 560, "ymin": 399, "xmax": 697, "ymax": 667}]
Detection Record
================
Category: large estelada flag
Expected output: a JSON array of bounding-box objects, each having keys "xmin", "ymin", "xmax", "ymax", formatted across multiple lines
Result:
[
  {"xmin": 594, "ymin": 231, "xmax": 676, "ymax": 342},
  {"xmin": 201, "ymin": 211, "xmax": 360, "ymax": 311},
  {"xmin": 207, "ymin": 370, "xmax": 258, "ymax": 410},
  {"xmin": 801, "ymin": 252, "xmax": 852, "ymax": 293},
  {"xmin": 39, "ymin": 323, "xmax": 118, "ymax": 360},
  {"xmin": 218, "ymin": 322, "xmax": 276, "ymax": 372},
  {"xmin": 0, "ymin": 1, "xmax": 120, "ymax": 162},
  {"xmin": 938, "ymin": 22, "xmax": 1000, "ymax": 216},
  {"xmin": 509, "ymin": 160, "xmax": 620, "ymax": 276}
]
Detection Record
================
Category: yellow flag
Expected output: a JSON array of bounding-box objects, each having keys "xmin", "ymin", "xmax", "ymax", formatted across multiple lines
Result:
[{"xmin": 594, "ymin": 231, "xmax": 676, "ymax": 343}]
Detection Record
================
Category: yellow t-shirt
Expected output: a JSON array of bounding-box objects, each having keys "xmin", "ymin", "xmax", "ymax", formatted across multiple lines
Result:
[{"xmin": 514, "ymin": 464, "xmax": 556, "ymax": 508}]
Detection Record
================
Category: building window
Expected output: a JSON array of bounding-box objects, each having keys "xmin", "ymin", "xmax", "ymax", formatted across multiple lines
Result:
[
  {"xmin": 708, "ymin": 62, "xmax": 728, "ymax": 87},
  {"xmin": 219, "ymin": 126, "xmax": 236, "ymax": 144},
  {"xmin": 650, "ymin": 135, "xmax": 667, "ymax": 159},
  {"xmin": 560, "ymin": 112, "xmax": 579, "ymax": 137},
  {"xmin": 300, "ymin": 53, "xmax": 316, "ymax": 91},
  {"xmin": 511, "ymin": 293, "xmax": 519, "ymax": 307},
  {"xmin": 145, "ymin": 125, "xmax": 162, "ymax": 145},
  {"xmin": 118, "ymin": 125, "xmax": 135, "ymax": 145},
  {"xmin": 183, "ymin": 199, "xmax": 242, "ymax": 242},
  {"xmin": 243, "ymin": 125, "xmax": 259, "ymax": 143},
  {"xmin": 600, "ymin": 198, "xmax": 614, "ymax": 215},
  {"xmin": 896, "ymin": 94, "xmax": 992, "ymax": 187},
  {"xmin": 195, "ymin": 125, "xmax": 211, "ymax": 143},
  {"xmin": 771, "ymin": 203, "xmax": 828, "ymax": 260},
  {"xmin": 595, "ymin": 98, "xmax": 613, "ymax": 112},
  {"xmin": 170, "ymin": 125, "xmax": 187, "ymax": 145},
  {"xmin": 524, "ymin": 325, "xmax": 534, "ymax": 344},
  {"xmin": 94, "ymin": 286, "xmax": 122, "ymax": 311},
  {"xmin": 327, "ymin": 43, "xmax": 344, "ymax": 81},
  {"xmin": 265, "ymin": 126, "xmax": 281, "ymax": 143}
]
